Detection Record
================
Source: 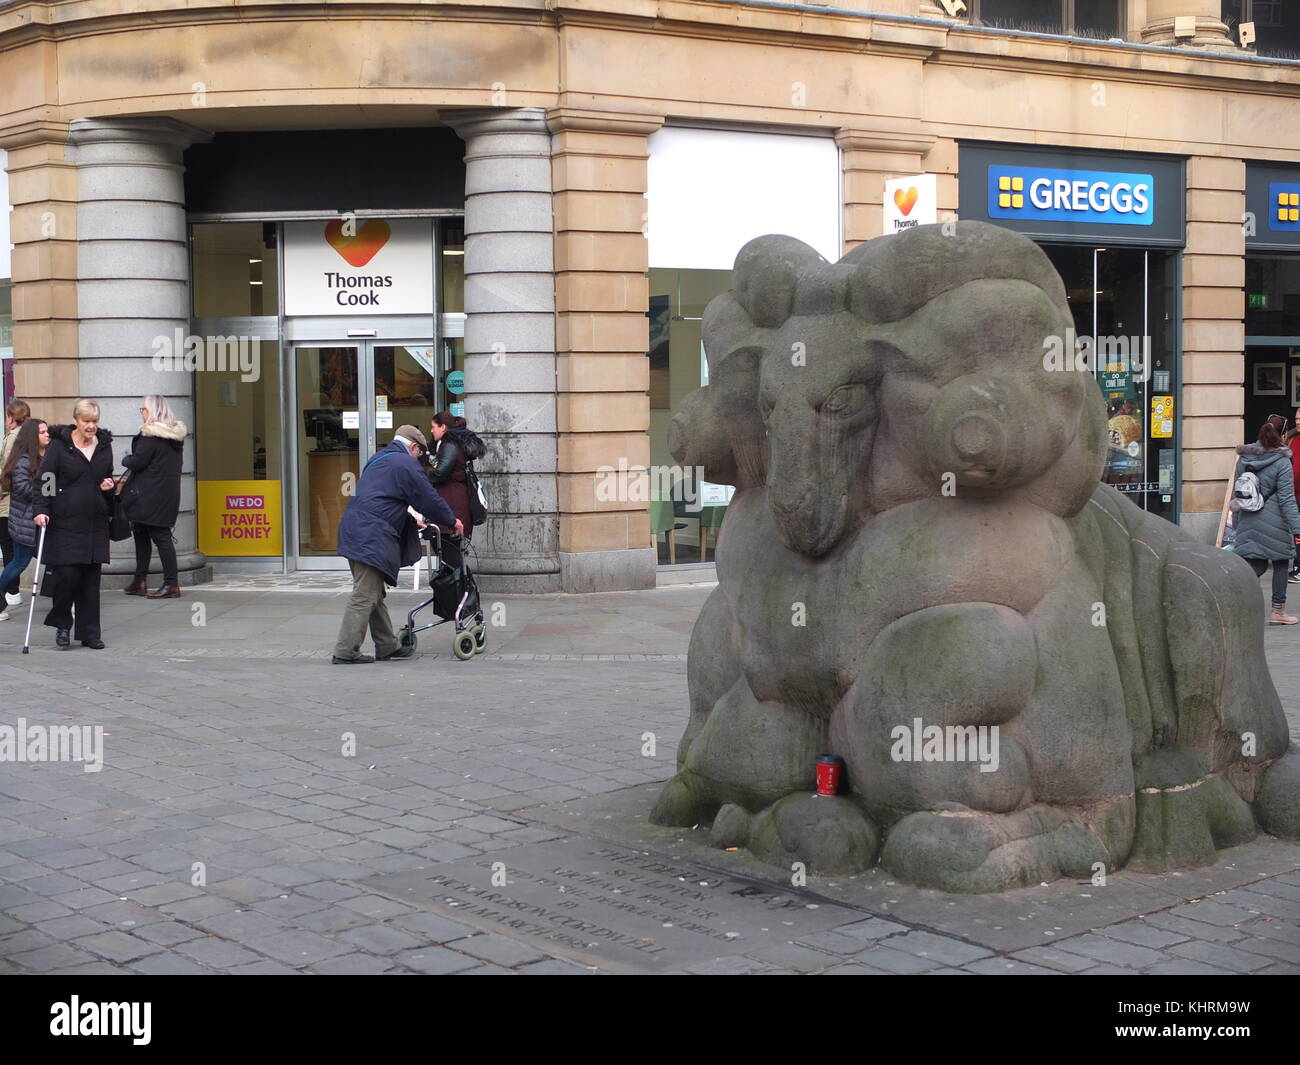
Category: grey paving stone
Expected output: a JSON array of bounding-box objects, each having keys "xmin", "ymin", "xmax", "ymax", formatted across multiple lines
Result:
[
  {"xmin": 1007, "ymin": 946, "xmax": 1097, "ymax": 973},
  {"xmin": 34, "ymin": 914, "xmax": 110, "ymax": 940},
  {"xmin": 390, "ymin": 911, "xmax": 480, "ymax": 943},
  {"xmin": 5, "ymin": 901, "xmax": 73, "ymax": 923},
  {"xmin": 9, "ymin": 943, "xmax": 100, "ymax": 972},
  {"xmin": 794, "ymin": 930, "xmax": 870, "ymax": 955},
  {"xmin": 73, "ymin": 930, "xmax": 160, "ymax": 964},
  {"xmin": 1053, "ymin": 933, "xmax": 1167, "ymax": 969},
  {"xmin": 820, "ymin": 963, "xmax": 895, "ymax": 974},
  {"xmin": 252, "ymin": 930, "xmax": 351, "ymax": 966},
  {"xmin": 515, "ymin": 959, "xmax": 599, "ymax": 975},
  {"xmin": 963, "ymin": 957, "xmax": 1062, "ymax": 975},
  {"xmin": 393, "ymin": 946, "xmax": 484, "ymax": 974},
  {"xmin": 226, "ymin": 960, "xmax": 302, "ymax": 975},
  {"xmin": 1097, "ymin": 920, "xmax": 1191, "ymax": 949},
  {"xmin": 1165, "ymin": 900, "xmax": 1258, "ymax": 928},
  {"xmin": 883, "ymin": 930, "xmax": 994, "ymax": 966},
  {"xmin": 308, "ymin": 953, "xmax": 398, "ymax": 975},
  {"xmin": 338, "ymin": 923, "xmax": 426, "ymax": 954},
  {"xmin": 447, "ymin": 932, "xmax": 552, "ymax": 968},
  {"xmin": 682, "ymin": 955, "xmax": 772, "ymax": 975},
  {"xmin": 832, "ymin": 917, "xmax": 910, "ymax": 942},
  {"xmin": 174, "ymin": 936, "xmax": 265, "ymax": 969},
  {"xmin": 129, "ymin": 953, "xmax": 218, "ymax": 975},
  {"xmin": 338, "ymin": 895, "xmax": 419, "ymax": 920},
  {"xmin": 296, "ymin": 880, "xmax": 365, "ymax": 902},
  {"xmin": 1145, "ymin": 912, "xmax": 1248, "ymax": 945},
  {"xmin": 1213, "ymin": 934, "xmax": 1300, "ymax": 966},
  {"xmin": 1143, "ymin": 960, "xmax": 1236, "ymax": 975},
  {"xmin": 853, "ymin": 946, "xmax": 944, "ymax": 974},
  {"xmin": 133, "ymin": 921, "xmax": 207, "ymax": 947},
  {"xmin": 1165, "ymin": 939, "xmax": 1276, "ymax": 973}
]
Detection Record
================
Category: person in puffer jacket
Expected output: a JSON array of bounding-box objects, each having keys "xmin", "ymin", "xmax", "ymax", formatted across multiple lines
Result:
[
  {"xmin": 1232, "ymin": 419, "xmax": 1300, "ymax": 624},
  {"xmin": 0, "ymin": 418, "xmax": 48, "ymax": 621}
]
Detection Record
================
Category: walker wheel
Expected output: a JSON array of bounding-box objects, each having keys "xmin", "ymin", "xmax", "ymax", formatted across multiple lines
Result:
[
  {"xmin": 474, "ymin": 629, "xmax": 487, "ymax": 654},
  {"xmin": 398, "ymin": 626, "xmax": 416, "ymax": 652},
  {"xmin": 453, "ymin": 631, "xmax": 477, "ymax": 660}
]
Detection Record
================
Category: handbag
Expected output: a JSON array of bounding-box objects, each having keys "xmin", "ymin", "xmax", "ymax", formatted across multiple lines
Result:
[
  {"xmin": 109, "ymin": 472, "xmax": 132, "ymax": 542},
  {"xmin": 465, "ymin": 461, "xmax": 488, "ymax": 527}
]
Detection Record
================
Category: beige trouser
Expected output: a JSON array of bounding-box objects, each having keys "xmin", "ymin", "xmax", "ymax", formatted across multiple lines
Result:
[{"xmin": 333, "ymin": 560, "xmax": 400, "ymax": 660}]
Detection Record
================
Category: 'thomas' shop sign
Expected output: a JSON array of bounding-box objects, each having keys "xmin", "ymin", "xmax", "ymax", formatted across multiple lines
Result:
[{"xmin": 283, "ymin": 218, "xmax": 434, "ymax": 316}]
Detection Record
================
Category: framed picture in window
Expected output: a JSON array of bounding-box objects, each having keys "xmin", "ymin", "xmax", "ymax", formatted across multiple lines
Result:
[
  {"xmin": 1290, "ymin": 365, "xmax": 1300, "ymax": 407},
  {"xmin": 1254, "ymin": 362, "xmax": 1285, "ymax": 396}
]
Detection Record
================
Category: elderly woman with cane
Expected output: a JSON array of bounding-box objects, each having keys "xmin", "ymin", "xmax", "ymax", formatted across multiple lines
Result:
[{"xmin": 33, "ymin": 399, "xmax": 116, "ymax": 650}]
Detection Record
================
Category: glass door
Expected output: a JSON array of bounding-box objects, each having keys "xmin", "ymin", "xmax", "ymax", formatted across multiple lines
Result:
[
  {"xmin": 1043, "ymin": 245, "xmax": 1179, "ymax": 524},
  {"xmin": 290, "ymin": 341, "xmax": 441, "ymax": 566}
]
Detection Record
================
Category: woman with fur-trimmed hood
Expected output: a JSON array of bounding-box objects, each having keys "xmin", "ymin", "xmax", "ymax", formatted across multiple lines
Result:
[{"xmin": 122, "ymin": 394, "xmax": 187, "ymax": 600}]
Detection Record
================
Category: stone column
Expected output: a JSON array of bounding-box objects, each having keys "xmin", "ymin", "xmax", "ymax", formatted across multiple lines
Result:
[
  {"xmin": 548, "ymin": 109, "xmax": 662, "ymax": 593},
  {"xmin": 0, "ymin": 122, "xmax": 80, "ymax": 419},
  {"xmin": 838, "ymin": 125, "xmax": 937, "ymax": 251},
  {"xmin": 444, "ymin": 108, "xmax": 560, "ymax": 593},
  {"xmin": 1140, "ymin": 0, "xmax": 1235, "ymax": 48},
  {"xmin": 1179, "ymin": 156, "xmax": 1246, "ymax": 543},
  {"xmin": 69, "ymin": 118, "xmax": 212, "ymax": 585}
]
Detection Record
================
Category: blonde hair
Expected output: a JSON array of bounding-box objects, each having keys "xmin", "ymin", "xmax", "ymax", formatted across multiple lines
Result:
[
  {"xmin": 72, "ymin": 398, "xmax": 100, "ymax": 421},
  {"xmin": 141, "ymin": 394, "xmax": 174, "ymax": 424}
]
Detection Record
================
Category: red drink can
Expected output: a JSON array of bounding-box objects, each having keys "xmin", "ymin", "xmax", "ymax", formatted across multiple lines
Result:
[{"xmin": 815, "ymin": 754, "xmax": 845, "ymax": 796}]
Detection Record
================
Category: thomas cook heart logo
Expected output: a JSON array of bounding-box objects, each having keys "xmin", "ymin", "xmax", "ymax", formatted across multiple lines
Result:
[
  {"xmin": 894, "ymin": 186, "xmax": 919, "ymax": 216},
  {"xmin": 324, "ymin": 219, "xmax": 391, "ymax": 268}
]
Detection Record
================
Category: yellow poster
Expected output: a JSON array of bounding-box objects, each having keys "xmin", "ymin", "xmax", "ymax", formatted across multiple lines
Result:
[
  {"xmin": 198, "ymin": 480, "xmax": 282, "ymax": 556},
  {"xmin": 1151, "ymin": 396, "xmax": 1174, "ymax": 440}
]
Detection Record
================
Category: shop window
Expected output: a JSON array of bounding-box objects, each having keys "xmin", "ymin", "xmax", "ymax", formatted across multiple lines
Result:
[
  {"xmin": 441, "ymin": 219, "xmax": 464, "ymax": 314},
  {"xmin": 647, "ymin": 268, "xmax": 733, "ymax": 566},
  {"xmin": 973, "ymin": 0, "xmax": 1121, "ymax": 38},
  {"xmin": 194, "ymin": 339, "xmax": 282, "ymax": 484},
  {"xmin": 190, "ymin": 223, "xmax": 279, "ymax": 318},
  {"xmin": 1224, "ymin": 1, "xmax": 1300, "ymax": 54}
]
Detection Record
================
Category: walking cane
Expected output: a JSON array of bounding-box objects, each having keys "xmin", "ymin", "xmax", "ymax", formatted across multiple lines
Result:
[{"xmin": 22, "ymin": 523, "xmax": 46, "ymax": 655}]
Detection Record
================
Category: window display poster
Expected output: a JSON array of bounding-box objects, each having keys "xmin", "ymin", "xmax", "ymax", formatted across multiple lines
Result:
[
  {"xmin": 1151, "ymin": 396, "xmax": 1174, "ymax": 439},
  {"xmin": 198, "ymin": 481, "xmax": 282, "ymax": 557}
]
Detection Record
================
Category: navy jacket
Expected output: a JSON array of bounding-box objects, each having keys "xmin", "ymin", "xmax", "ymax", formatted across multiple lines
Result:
[{"xmin": 337, "ymin": 439, "xmax": 456, "ymax": 584}]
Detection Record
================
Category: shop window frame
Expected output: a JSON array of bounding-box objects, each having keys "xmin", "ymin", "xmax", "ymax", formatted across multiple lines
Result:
[{"xmin": 970, "ymin": 0, "xmax": 1126, "ymax": 39}]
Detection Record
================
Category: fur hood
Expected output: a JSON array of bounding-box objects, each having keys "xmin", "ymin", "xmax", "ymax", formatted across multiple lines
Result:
[
  {"xmin": 139, "ymin": 419, "xmax": 187, "ymax": 441},
  {"xmin": 446, "ymin": 426, "xmax": 487, "ymax": 461}
]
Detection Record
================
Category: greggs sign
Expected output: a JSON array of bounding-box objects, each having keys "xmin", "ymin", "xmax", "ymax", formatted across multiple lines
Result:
[{"xmin": 988, "ymin": 165, "xmax": 1154, "ymax": 226}]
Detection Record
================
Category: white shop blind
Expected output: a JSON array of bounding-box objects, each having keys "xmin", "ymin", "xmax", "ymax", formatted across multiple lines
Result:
[
  {"xmin": 647, "ymin": 127, "xmax": 841, "ymax": 271},
  {"xmin": 0, "ymin": 149, "xmax": 11, "ymax": 280}
]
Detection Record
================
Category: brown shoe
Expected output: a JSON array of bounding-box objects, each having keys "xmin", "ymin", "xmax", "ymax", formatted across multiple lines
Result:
[
  {"xmin": 147, "ymin": 584, "xmax": 181, "ymax": 599},
  {"xmin": 1269, "ymin": 607, "xmax": 1298, "ymax": 625},
  {"xmin": 124, "ymin": 580, "xmax": 148, "ymax": 597}
]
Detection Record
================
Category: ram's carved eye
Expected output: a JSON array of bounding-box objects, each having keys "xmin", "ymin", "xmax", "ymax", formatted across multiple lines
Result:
[{"xmin": 821, "ymin": 383, "xmax": 868, "ymax": 417}]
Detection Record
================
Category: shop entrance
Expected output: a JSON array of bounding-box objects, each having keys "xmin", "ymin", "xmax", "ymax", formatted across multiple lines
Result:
[
  {"xmin": 1041, "ymin": 245, "xmax": 1180, "ymax": 524},
  {"xmin": 289, "ymin": 340, "xmax": 440, "ymax": 565}
]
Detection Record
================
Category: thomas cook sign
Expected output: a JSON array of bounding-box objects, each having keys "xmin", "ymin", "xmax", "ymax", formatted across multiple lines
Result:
[{"xmin": 284, "ymin": 218, "xmax": 434, "ymax": 315}]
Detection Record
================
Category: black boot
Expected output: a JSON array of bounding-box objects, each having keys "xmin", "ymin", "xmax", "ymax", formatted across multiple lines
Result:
[
  {"xmin": 55, "ymin": 628, "xmax": 70, "ymax": 649},
  {"xmin": 124, "ymin": 579, "xmax": 148, "ymax": 597},
  {"xmin": 147, "ymin": 584, "xmax": 181, "ymax": 599}
]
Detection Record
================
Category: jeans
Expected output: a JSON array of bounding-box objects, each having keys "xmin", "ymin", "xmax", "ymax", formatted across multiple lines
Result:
[
  {"xmin": 132, "ymin": 523, "xmax": 178, "ymax": 586},
  {"xmin": 1248, "ymin": 557, "xmax": 1291, "ymax": 607},
  {"xmin": 0, "ymin": 540, "xmax": 33, "ymax": 600},
  {"xmin": 0, "ymin": 517, "xmax": 17, "ymax": 596}
]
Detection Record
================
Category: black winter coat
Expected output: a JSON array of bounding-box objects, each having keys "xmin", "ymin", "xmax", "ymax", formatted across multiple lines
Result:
[
  {"xmin": 33, "ymin": 426, "xmax": 115, "ymax": 566},
  {"xmin": 122, "ymin": 420, "xmax": 186, "ymax": 528},
  {"xmin": 337, "ymin": 439, "xmax": 456, "ymax": 585},
  {"xmin": 427, "ymin": 428, "xmax": 485, "ymax": 540},
  {"xmin": 7, "ymin": 454, "xmax": 38, "ymax": 548}
]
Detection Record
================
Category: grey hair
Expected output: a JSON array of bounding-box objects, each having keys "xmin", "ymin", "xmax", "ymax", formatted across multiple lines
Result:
[{"xmin": 142, "ymin": 394, "xmax": 174, "ymax": 424}]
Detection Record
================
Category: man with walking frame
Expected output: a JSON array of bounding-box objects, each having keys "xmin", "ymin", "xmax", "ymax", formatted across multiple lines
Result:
[{"xmin": 332, "ymin": 424, "xmax": 462, "ymax": 664}]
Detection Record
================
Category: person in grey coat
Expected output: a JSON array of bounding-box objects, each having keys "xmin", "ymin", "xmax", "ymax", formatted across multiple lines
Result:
[{"xmin": 1232, "ymin": 419, "xmax": 1300, "ymax": 624}]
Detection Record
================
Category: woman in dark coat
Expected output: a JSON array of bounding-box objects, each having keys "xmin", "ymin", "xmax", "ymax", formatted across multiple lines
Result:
[
  {"xmin": 427, "ymin": 412, "xmax": 486, "ymax": 540},
  {"xmin": 1232, "ymin": 419, "xmax": 1300, "ymax": 625},
  {"xmin": 33, "ymin": 399, "xmax": 116, "ymax": 649},
  {"xmin": 122, "ymin": 394, "xmax": 186, "ymax": 599}
]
